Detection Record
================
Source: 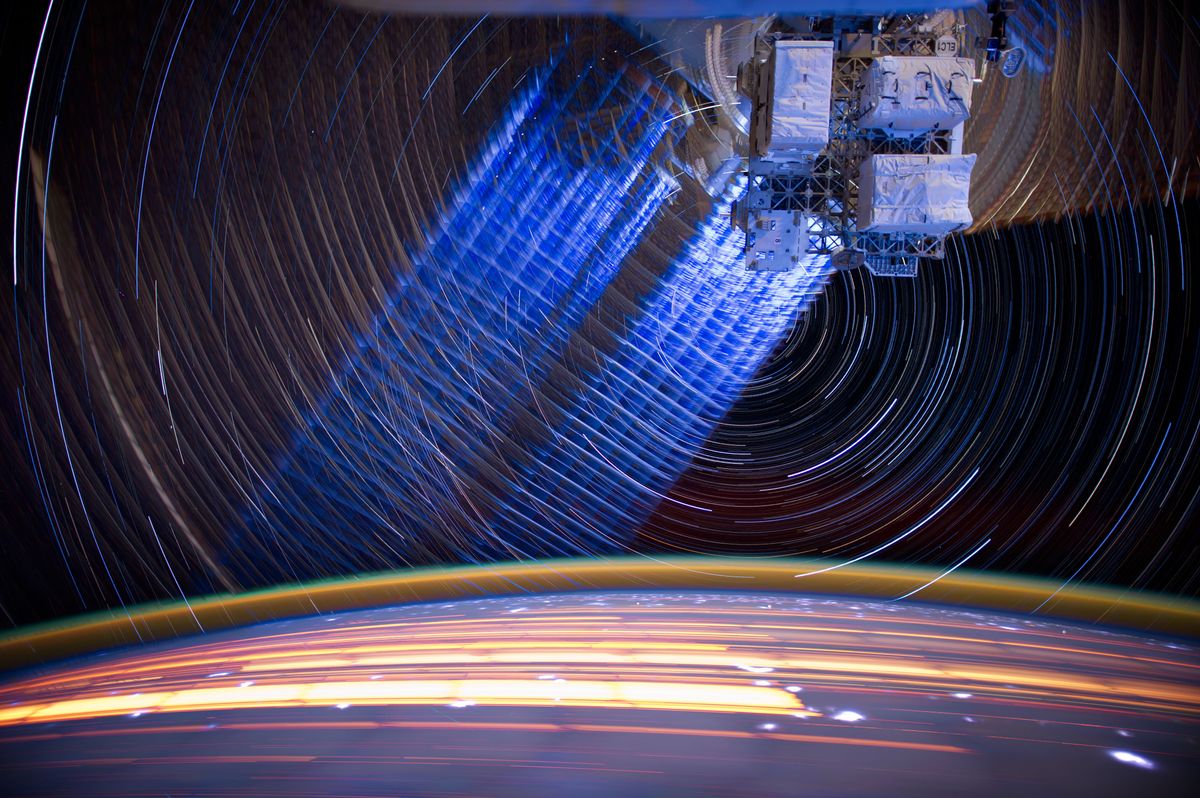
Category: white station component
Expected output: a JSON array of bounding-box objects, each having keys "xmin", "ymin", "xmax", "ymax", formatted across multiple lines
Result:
[
  {"xmin": 734, "ymin": 14, "xmax": 982, "ymax": 276},
  {"xmin": 746, "ymin": 210, "xmax": 805, "ymax": 272},
  {"xmin": 767, "ymin": 40, "xmax": 834, "ymax": 158},
  {"xmin": 857, "ymin": 153, "xmax": 976, "ymax": 234},
  {"xmin": 857, "ymin": 56, "xmax": 975, "ymax": 135}
]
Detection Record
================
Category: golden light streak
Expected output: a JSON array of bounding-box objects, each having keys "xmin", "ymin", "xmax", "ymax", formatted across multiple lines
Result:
[{"xmin": 0, "ymin": 678, "xmax": 811, "ymax": 727}]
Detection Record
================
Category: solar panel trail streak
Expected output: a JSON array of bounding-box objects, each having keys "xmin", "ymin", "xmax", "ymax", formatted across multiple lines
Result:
[
  {"xmin": 230, "ymin": 52, "xmax": 830, "ymax": 579},
  {"xmin": 495, "ymin": 184, "xmax": 830, "ymax": 552}
]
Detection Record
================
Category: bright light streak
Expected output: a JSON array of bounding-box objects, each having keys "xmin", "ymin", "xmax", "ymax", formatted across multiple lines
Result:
[{"xmin": 1108, "ymin": 750, "xmax": 1154, "ymax": 769}]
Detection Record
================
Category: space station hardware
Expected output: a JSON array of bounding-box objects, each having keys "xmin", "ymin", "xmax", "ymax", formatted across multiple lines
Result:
[
  {"xmin": 979, "ymin": 1, "xmax": 1027, "ymax": 75},
  {"xmin": 982, "ymin": 0, "xmax": 1016, "ymax": 62},
  {"xmin": 736, "ymin": 38, "xmax": 833, "ymax": 272},
  {"xmin": 745, "ymin": 209, "xmax": 807, "ymax": 272},
  {"xmin": 731, "ymin": 11, "xmax": 986, "ymax": 278},
  {"xmin": 858, "ymin": 154, "xmax": 976, "ymax": 234},
  {"xmin": 762, "ymin": 40, "xmax": 834, "ymax": 158},
  {"xmin": 857, "ymin": 56, "xmax": 975, "ymax": 136}
]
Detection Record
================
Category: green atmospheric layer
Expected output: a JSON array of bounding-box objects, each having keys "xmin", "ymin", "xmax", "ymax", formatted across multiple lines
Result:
[{"xmin": 2, "ymin": 556, "xmax": 1197, "ymax": 671}]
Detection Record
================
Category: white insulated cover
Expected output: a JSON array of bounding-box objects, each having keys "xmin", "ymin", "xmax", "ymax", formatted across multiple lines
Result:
[
  {"xmin": 858, "ymin": 56, "xmax": 974, "ymax": 134},
  {"xmin": 769, "ymin": 40, "xmax": 834, "ymax": 156},
  {"xmin": 857, "ymin": 153, "xmax": 976, "ymax": 234}
]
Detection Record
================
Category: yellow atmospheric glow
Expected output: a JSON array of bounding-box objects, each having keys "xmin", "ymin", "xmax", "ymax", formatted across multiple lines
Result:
[{"xmin": 3, "ymin": 557, "xmax": 1197, "ymax": 673}]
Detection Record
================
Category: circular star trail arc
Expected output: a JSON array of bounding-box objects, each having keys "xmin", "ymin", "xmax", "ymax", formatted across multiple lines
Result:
[{"xmin": 645, "ymin": 202, "xmax": 1200, "ymax": 597}]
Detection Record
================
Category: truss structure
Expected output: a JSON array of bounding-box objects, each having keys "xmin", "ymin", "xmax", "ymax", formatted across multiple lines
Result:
[{"xmin": 738, "ymin": 15, "xmax": 966, "ymax": 277}]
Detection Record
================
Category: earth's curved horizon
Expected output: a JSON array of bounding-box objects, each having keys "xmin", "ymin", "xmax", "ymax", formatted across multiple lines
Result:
[
  {"xmin": 3, "ymin": 557, "xmax": 1197, "ymax": 673},
  {"xmin": 0, "ymin": 563, "xmax": 1197, "ymax": 796}
]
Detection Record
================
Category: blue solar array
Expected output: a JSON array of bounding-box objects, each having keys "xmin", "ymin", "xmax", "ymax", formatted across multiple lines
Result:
[{"xmin": 228, "ymin": 54, "xmax": 830, "ymax": 581}]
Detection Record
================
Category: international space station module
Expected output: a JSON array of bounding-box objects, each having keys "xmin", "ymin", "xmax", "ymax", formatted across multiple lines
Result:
[{"xmin": 729, "ymin": 10, "xmax": 1007, "ymax": 278}]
